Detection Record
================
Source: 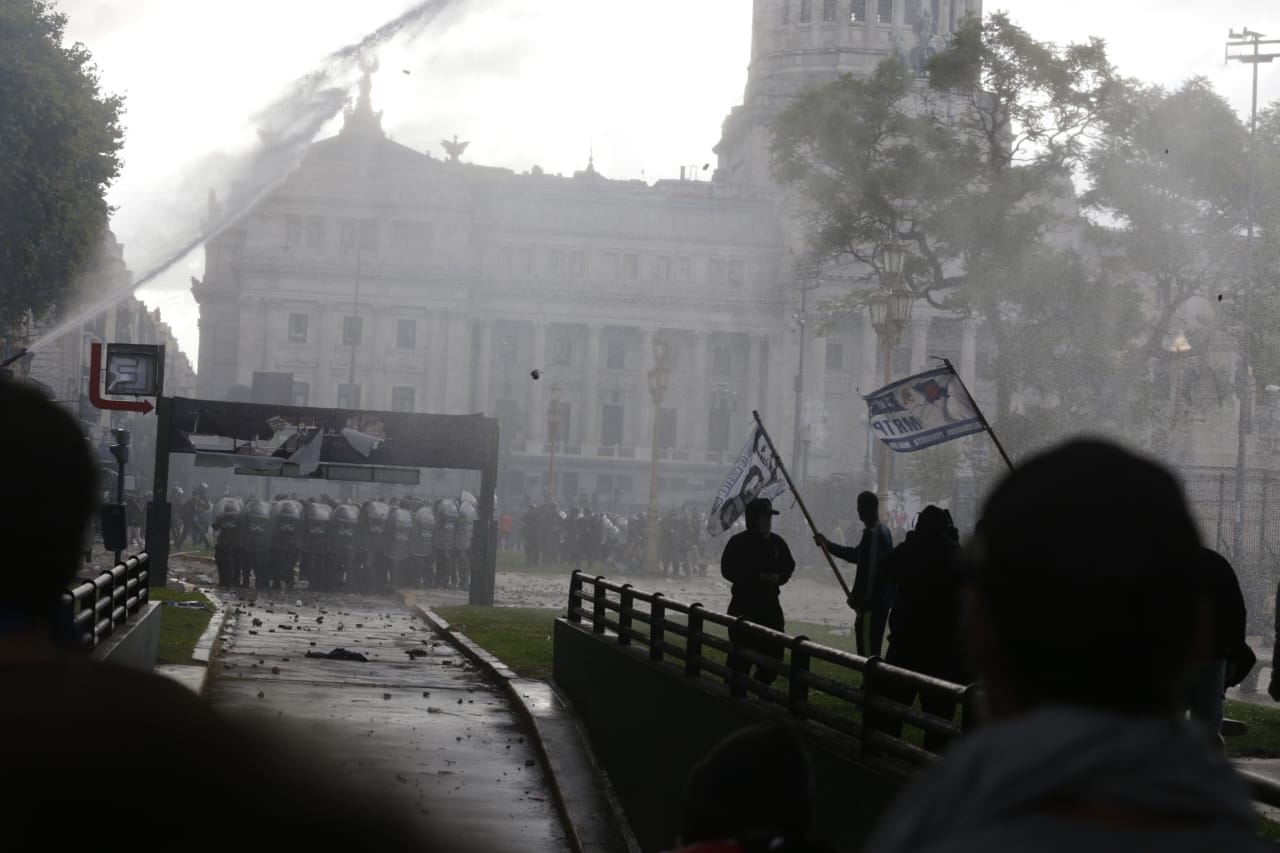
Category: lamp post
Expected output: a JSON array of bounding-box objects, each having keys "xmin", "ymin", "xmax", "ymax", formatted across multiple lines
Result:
[
  {"xmin": 793, "ymin": 270, "xmax": 823, "ymax": 476},
  {"xmin": 546, "ymin": 383, "xmax": 561, "ymax": 501},
  {"xmin": 644, "ymin": 336, "xmax": 670, "ymax": 575},
  {"xmin": 868, "ymin": 242, "xmax": 913, "ymax": 519}
]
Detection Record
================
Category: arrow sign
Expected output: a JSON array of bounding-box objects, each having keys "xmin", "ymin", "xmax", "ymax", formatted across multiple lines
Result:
[{"xmin": 89, "ymin": 343, "xmax": 154, "ymax": 415}]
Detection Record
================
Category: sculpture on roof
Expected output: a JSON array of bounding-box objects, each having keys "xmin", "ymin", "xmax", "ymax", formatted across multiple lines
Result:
[{"xmin": 442, "ymin": 134, "xmax": 469, "ymax": 162}]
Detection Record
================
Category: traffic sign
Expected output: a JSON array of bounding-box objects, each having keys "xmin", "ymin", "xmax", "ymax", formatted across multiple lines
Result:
[{"xmin": 89, "ymin": 343, "xmax": 154, "ymax": 414}]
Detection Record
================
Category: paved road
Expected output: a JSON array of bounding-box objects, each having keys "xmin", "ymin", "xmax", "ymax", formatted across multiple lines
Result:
[{"xmin": 205, "ymin": 587, "xmax": 569, "ymax": 852}]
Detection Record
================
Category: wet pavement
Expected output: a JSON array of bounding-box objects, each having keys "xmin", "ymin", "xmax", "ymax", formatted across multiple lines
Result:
[{"xmin": 205, "ymin": 586, "xmax": 569, "ymax": 852}]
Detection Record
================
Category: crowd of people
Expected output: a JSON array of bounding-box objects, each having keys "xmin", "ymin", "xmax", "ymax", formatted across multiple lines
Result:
[{"xmin": 518, "ymin": 502, "xmax": 714, "ymax": 576}]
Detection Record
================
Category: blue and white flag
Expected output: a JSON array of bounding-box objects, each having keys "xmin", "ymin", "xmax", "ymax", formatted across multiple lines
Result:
[
  {"xmin": 706, "ymin": 424, "xmax": 789, "ymax": 535},
  {"xmin": 864, "ymin": 365, "xmax": 985, "ymax": 453}
]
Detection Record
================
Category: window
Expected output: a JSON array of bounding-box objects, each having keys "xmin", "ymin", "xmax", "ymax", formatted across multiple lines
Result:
[
  {"xmin": 396, "ymin": 318, "xmax": 416, "ymax": 350},
  {"xmin": 339, "ymin": 219, "xmax": 357, "ymax": 254},
  {"xmin": 569, "ymin": 250, "xmax": 585, "ymax": 277},
  {"xmin": 517, "ymin": 247, "xmax": 534, "ymax": 274},
  {"xmin": 285, "ymin": 215, "xmax": 303, "ymax": 248},
  {"xmin": 621, "ymin": 253, "xmax": 639, "ymax": 280},
  {"xmin": 392, "ymin": 221, "xmax": 433, "ymax": 255},
  {"xmin": 499, "ymin": 245, "xmax": 512, "ymax": 272},
  {"xmin": 878, "ymin": 0, "xmax": 893, "ymax": 23},
  {"xmin": 596, "ymin": 474, "xmax": 614, "ymax": 495},
  {"xmin": 359, "ymin": 219, "xmax": 379, "ymax": 252},
  {"xmin": 675, "ymin": 256, "xmax": 691, "ymax": 283},
  {"xmin": 604, "ymin": 252, "xmax": 619, "ymax": 280},
  {"xmin": 552, "ymin": 336, "xmax": 572, "ymax": 367},
  {"xmin": 292, "ymin": 382, "xmax": 310, "ymax": 407},
  {"xmin": 782, "ymin": 1, "xmax": 791, "ymax": 24},
  {"xmin": 336, "ymin": 384, "xmax": 361, "ymax": 410},
  {"xmin": 823, "ymin": 0, "xmax": 837, "ymax": 22},
  {"xmin": 606, "ymin": 340, "xmax": 626, "ymax": 370},
  {"xmin": 656, "ymin": 256, "xmax": 671, "ymax": 283},
  {"xmin": 305, "ymin": 216, "xmax": 324, "ymax": 247},
  {"xmin": 657, "ymin": 408, "xmax": 677, "ymax": 450},
  {"xmin": 342, "ymin": 316, "xmax": 362, "ymax": 346},
  {"xmin": 288, "ymin": 313, "xmax": 308, "ymax": 344},
  {"xmin": 799, "ymin": 0, "xmax": 812, "ymax": 23},
  {"xmin": 391, "ymin": 386, "xmax": 416, "ymax": 413},
  {"xmin": 560, "ymin": 472, "xmax": 579, "ymax": 502},
  {"xmin": 708, "ymin": 258, "xmax": 725, "ymax": 284},
  {"xmin": 549, "ymin": 249, "xmax": 565, "ymax": 275},
  {"xmin": 708, "ymin": 406, "xmax": 731, "ymax": 452},
  {"xmin": 728, "ymin": 258, "xmax": 745, "ymax": 286},
  {"xmin": 615, "ymin": 475, "xmax": 634, "ymax": 496},
  {"xmin": 851, "ymin": 0, "xmax": 866, "ymax": 22},
  {"xmin": 826, "ymin": 340, "xmax": 845, "ymax": 371},
  {"xmin": 905, "ymin": 0, "xmax": 919, "ymax": 25},
  {"xmin": 601, "ymin": 404, "xmax": 624, "ymax": 446},
  {"xmin": 712, "ymin": 345, "xmax": 733, "ymax": 376}
]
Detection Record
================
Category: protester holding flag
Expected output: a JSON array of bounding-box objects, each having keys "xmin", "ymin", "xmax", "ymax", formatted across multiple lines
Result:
[
  {"xmin": 720, "ymin": 498, "xmax": 796, "ymax": 686},
  {"xmin": 814, "ymin": 492, "xmax": 894, "ymax": 657}
]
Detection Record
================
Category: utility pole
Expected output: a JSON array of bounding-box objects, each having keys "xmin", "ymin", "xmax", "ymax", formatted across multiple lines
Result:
[{"xmin": 1225, "ymin": 28, "xmax": 1279, "ymax": 559}]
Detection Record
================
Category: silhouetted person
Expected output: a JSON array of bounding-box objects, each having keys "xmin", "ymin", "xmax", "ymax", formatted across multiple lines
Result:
[
  {"xmin": 669, "ymin": 725, "xmax": 842, "ymax": 853},
  {"xmin": 1187, "ymin": 546, "xmax": 1253, "ymax": 745},
  {"xmin": 0, "ymin": 381, "xmax": 452, "ymax": 850},
  {"xmin": 721, "ymin": 498, "xmax": 795, "ymax": 686},
  {"xmin": 875, "ymin": 505, "xmax": 967, "ymax": 752},
  {"xmin": 814, "ymin": 491, "xmax": 893, "ymax": 657},
  {"xmin": 867, "ymin": 438, "xmax": 1270, "ymax": 851}
]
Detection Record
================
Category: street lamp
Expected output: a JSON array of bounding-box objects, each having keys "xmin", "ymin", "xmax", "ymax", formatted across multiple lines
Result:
[
  {"xmin": 869, "ymin": 242, "xmax": 915, "ymax": 519},
  {"xmin": 546, "ymin": 383, "xmax": 562, "ymax": 500},
  {"xmin": 644, "ymin": 336, "xmax": 670, "ymax": 575},
  {"xmin": 793, "ymin": 268, "xmax": 823, "ymax": 476}
]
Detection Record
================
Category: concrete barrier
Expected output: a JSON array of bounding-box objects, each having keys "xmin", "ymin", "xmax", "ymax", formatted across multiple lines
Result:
[
  {"xmin": 91, "ymin": 601, "xmax": 161, "ymax": 671},
  {"xmin": 553, "ymin": 618, "xmax": 906, "ymax": 852}
]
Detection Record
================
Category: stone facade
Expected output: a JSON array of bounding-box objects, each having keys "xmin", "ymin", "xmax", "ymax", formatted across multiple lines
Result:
[{"xmin": 192, "ymin": 1, "xmax": 990, "ymax": 511}]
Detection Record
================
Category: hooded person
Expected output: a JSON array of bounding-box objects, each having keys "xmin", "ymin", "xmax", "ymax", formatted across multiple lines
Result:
[{"xmin": 865, "ymin": 438, "xmax": 1270, "ymax": 852}]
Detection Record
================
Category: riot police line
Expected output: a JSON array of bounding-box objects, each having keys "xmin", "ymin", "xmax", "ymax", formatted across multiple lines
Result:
[
  {"xmin": 210, "ymin": 492, "xmax": 480, "ymax": 593},
  {"xmin": 518, "ymin": 502, "xmax": 726, "ymax": 576}
]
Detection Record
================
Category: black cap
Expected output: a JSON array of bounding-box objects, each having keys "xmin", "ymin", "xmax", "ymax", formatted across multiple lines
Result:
[{"xmin": 745, "ymin": 497, "xmax": 779, "ymax": 517}]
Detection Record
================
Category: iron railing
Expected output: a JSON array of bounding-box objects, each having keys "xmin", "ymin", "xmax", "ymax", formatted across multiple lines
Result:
[
  {"xmin": 567, "ymin": 571, "xmax": 977, "ymax": 767},
  {"xmin": 566, "ymin": 570, "xmax": 1280, "ymax": 811},
  {"xmin": 65, "ymin": 553, "xmax": 150, "ymax": 651}
]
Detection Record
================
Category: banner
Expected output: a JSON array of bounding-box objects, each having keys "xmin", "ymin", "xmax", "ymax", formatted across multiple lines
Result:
[
  {"xmin": 706, "ymin": 425, "xmax": 789, "ymax": 535},
  {"xmin": 864, "ymin": 365, "xmax": 985, "ymax": 453}
]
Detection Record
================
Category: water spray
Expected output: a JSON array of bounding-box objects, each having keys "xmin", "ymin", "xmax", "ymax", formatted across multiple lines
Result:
[
  {"xmin": 0, "ymin": 349, "xmax": 28, "ymax": 371},
  {"xmin": 26, "ymin": 0, "xmax": 468, "ymax": 355}
]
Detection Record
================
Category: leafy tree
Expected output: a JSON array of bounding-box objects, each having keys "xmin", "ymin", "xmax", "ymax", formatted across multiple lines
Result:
[
  {"xmin": 0, "ymin": 0, "xmax": 124, "ymax": 339},
  {"xmin": 1082, "ymin": 78, "xmax": 1248, "ymax": 443},
  {"xmin": 772, "ymin": 13, "xmax": 1118, "ymax": 448}
]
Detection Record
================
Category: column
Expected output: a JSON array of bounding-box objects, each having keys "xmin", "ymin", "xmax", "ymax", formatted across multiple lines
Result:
[
  {"xmin": 864, "ymin": 0, "xmax": 878, "ymax": 47},
  {"xmin": 745, "ymin": 334, "xmax": 762, "ymax": 418},
  {"xmin": 860, "ymin": 314, "xmax": 879, "ymax": 395},
  {"xmin": 444, "ymin": 311, "xmax": 471, "ymax": 414},
  {"xmin": 432, "ymin": 309, "xmax": 450, "ymax": 411},
  {"xmin": 692, "ymin": 331, "xmax": 710, "ymax": 450},
  {"xmin": 634, "ymin": 328, "xmax": 655, "ymax": 448},
  {"xmin": 370, "ymin": 307, "xmax": 388, "ymax": 410},
  {"xmin": 527, "ymin": 320, "xmax": 548, "ymax": 440},
  {"xmin": 910, "ymin": 313, "xmax": 931, "ymax": 373},
  {"xmin": 894, "ymin": 0, "xmax": 905, "ymax": 27},
  {"xmin": 316, "ymin": 307, "xmax": 333, "ymax": 407},
  {"xmin": 474, "ymin": 319, "xmax": 493, "ymax": 415},
  {"xmin": 809, "ymin": 334, "xmax": 827, "ymax": 413},
  {"xmin": 940, "ymin": 0, "xmax": 953, "ymax": 32},
  {"xmin": 582, "ymin": 323, "xmax": 602, "ymax": 445},
  {"xmin": 960, "ymin": 317, "xmax": 978, "ymax": 389}
]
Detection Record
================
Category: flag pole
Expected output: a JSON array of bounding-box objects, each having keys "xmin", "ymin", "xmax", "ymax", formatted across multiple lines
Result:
[
  {"xmin": 942, "ymin": 358, "xmax": 1014, "ymax": 473},
  {"xmin": 752, "ymin": 411, "xmax": 850, "ymax": 596}
]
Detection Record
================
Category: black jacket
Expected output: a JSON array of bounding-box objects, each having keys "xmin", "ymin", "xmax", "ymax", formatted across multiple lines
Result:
[
  {"xmin": 826, "ymin": 523, "xmax": 894, "ymax": 611},
  {"xmin": 880, "ymin": 530, "xmax": 966, "ymax": 679},
  {"xmin": 720, "ymin": 530, "xmax": 795, "ymax": 610}
]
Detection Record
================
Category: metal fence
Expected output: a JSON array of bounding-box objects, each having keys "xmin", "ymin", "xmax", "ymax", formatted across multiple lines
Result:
[
  {"xmin": 65, "ymin": 553, "xmax": 150, "ymax": 651},
  {"xmin": 565, "ymin": 570, "xmax": 1280, "ymax": 811},
  {"xmin": 566, "ymin": 570, "xmax": 977, "ymax": 767}
]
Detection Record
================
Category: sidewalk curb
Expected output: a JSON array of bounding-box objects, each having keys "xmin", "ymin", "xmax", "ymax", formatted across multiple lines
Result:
[{"xmin": 413, "ymin": 604, "xmax": 641, "ymax": 853}]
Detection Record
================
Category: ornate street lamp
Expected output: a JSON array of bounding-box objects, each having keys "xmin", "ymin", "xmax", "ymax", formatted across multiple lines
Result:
[
  {"xmin": 644, "ymin": 336, "xmax": 670, "ymax": 575},
  {"xmin": 869, "ymin": 243, "xmax": 915, "ymax": 518},
  {"xmin": 546, "ymin": 382, "xmax": 562, "ymax": 500}
]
